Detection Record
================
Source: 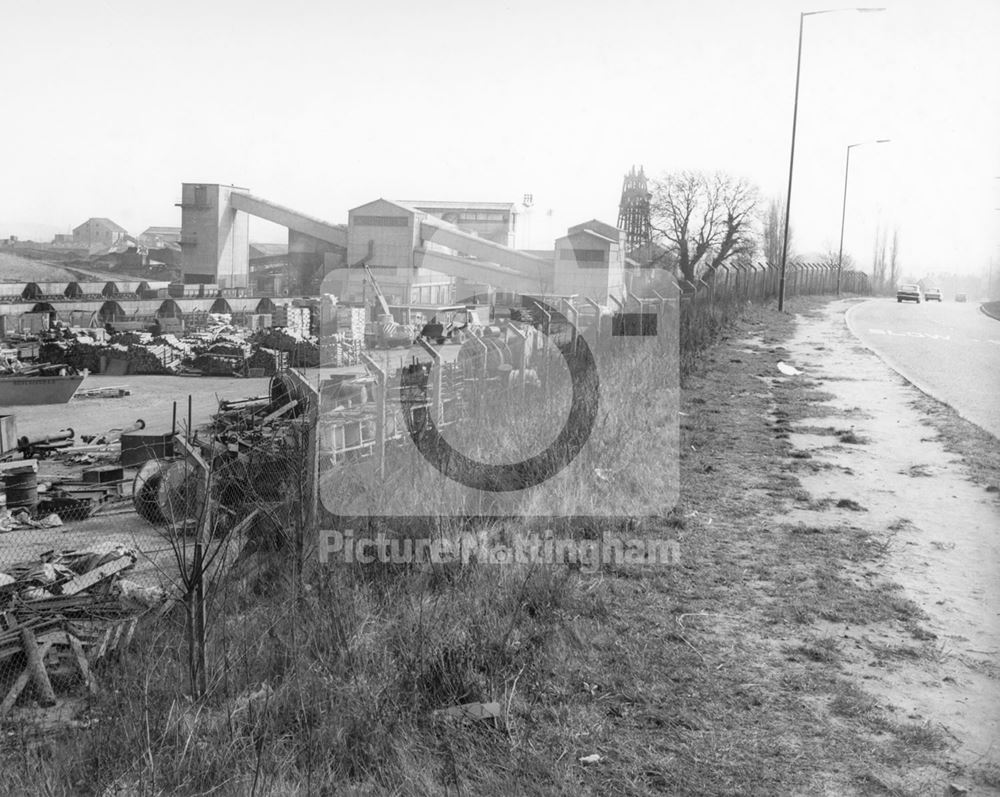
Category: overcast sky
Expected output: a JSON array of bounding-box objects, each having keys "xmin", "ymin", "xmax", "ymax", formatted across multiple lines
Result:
[{"xmin": 2, "ymin": 0, "xmax": 998, "ymax": 278}]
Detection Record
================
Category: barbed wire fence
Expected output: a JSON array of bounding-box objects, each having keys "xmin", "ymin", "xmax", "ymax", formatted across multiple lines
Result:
[{"xmin": 631, "ymin": 261, "xmax": 870, "ymax": 373}]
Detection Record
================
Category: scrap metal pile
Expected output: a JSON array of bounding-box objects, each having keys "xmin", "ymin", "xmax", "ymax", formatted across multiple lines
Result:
[
  {"xmin": 130, "ymin": 375, "xmax": 317, "ymax": 537},
  {"xmin": 0, "ymin": 541, "xmax": 165, "ymax": 717},
  {"xmin": 35, "ymin": 324, "xmax": 324, "ymax": 377},
  {"xmin": 1, "ymin": 420, "xmax": 148, "ymax": 524},
  {"xmin": 0, "ymin": 358, "xmax": 78, "ymax": 377}
]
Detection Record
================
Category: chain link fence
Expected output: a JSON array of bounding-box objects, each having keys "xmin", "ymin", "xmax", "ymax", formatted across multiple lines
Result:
[
  {"xmin": 0, "ymin": 388, "xmax": 314, "ymax": 725},
  {"xmin": 629, "ymin": 261, "xmax": 871, "ymax": 373},
  {"xmin": 0, "ymin": 262, "xmax": 868, "ymax": 789}
]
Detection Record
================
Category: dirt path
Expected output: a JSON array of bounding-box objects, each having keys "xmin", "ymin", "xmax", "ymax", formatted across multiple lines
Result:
[{"xmin": 774, "ymin": 299, "xmax": 1000, "ymax": 785}]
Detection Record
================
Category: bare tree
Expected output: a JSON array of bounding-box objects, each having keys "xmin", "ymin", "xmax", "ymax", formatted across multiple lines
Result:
[
  {"xmin": 888, "ymin": 227, "xmax": 900, "ymax": 288},
  {"xmin": 872, "ymin": 223, "xmax": 888, "ymax": 290},
  {"xmin": 762, "ymin": 195, "xmax": 790, "ymax": 268},
  {"xmin": 706, "ymin": 173, "xmax": 759, "ymax": 272},
  {"xmin": 821, "ymin": 248, "xmax": 853, "ymax": 270},
  {"xmin": 650, "ymin": 171, "xmax": 759, "ymax": 284}
]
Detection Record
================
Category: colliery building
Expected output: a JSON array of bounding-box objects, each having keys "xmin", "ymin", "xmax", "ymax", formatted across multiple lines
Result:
[
  {"xmin": 175, "ymin": 183, "xmax": 628, "ymax": 308},
  {"xmin": 1, "ymin": 183, "xmax": 637, "ymax": 331},
  {"xmin": 72, "ymin": 217, "xmax": 129, "ymax": 253}
]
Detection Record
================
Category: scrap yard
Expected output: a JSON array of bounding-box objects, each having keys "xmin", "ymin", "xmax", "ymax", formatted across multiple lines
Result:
[
  {"xmin": 1, "ymin": 186, "xmax": 678, "ymax": 731},
  {"xmin": 5, "ymin": 2, "xmax": 1000, "ymax": 792}
]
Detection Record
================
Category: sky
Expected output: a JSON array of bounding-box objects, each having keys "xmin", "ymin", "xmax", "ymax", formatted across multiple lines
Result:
[{"xmin": 2, "ymin": 0, "xmax": 998, "ymax": 279}]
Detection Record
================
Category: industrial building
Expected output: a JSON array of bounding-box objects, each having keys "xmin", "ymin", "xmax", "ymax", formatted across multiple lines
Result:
[
  {"xmin": 397, "ymin": 201, "xmax": 518, "ymax": 246},
  {"xmin": 72, "ymin": 217, "xmax": 129, "ymax": 252},
  {"xmin": 176, "ymin": 184, "xmax": 347, "ymax": 292},
  {"xmin": 137, "ymin": 226, "xmax": 182, "ymax": 249},
  {"xmin": 249, "ymin": 243, "xmax": 293, "ymax": 296},
  {"xmin": 176, "ymin": 184, "xmax": 628, "ymax": 312},
  {"xmin": 0, "ymin": 184, "xmax": 634, "ymax": 340}
]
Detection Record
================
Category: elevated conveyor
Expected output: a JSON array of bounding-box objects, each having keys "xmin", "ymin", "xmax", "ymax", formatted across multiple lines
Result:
[
  {"xmin": 414, "ymin": 249, "xmax": 544, "ymax": 295},
  {"xmin": 417, "ymin": 216, "xmax": 553, "ymax": 293},
  {"xmin": 230, "ymin": 193, "xmax": 347, "ymax": 250}
]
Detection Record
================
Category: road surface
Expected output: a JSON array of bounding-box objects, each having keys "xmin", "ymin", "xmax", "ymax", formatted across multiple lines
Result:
[{"xmin": 847, "ymin": 298, "xmax": 1000, "ymax": 438}]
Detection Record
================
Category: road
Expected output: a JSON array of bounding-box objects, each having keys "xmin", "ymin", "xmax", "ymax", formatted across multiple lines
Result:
[{"xmin": 846, "ymin": 298, "xmax": 1000, "ymax": 438}]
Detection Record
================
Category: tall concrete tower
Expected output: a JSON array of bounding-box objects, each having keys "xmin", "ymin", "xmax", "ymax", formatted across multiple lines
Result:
[
  {"xmin": 176, "ymin": 183, "xmax": 250, "ymax": 288},
  {"xmin": 617, "ymin": 166, "xmax": 652, "ymax": 254}
]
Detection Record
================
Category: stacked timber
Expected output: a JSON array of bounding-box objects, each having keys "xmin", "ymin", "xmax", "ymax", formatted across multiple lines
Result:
[
  {"xmin": 245, "ymin": 347, "xmax": 287, "ymax": 376},
  {"xmin": 251, "ymin": 329, "xmax": 319, "ymax": 368},
  {"xmin": 321, "ymin": 334, "xmax": 362, "ymax": 367},
  {"xmin": 273, "ymin": 305, "xmax": 311, "ymax": 337}
]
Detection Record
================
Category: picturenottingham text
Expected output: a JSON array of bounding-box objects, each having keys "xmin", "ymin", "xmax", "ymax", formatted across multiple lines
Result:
[{"xmin": 318, "ymin": 529, "xmax": 680, "ymax": 572}]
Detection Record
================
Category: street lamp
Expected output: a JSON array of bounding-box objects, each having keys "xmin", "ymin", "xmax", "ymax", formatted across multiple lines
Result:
[
  {"xmin": 778, "ymin": 6, "xmax": 887, "ymax": 312},
  {"xmin": 836, "ymin": 138, "xmax": 890, "ymax": 294}
]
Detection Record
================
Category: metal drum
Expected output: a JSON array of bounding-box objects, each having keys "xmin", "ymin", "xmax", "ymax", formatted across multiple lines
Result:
[{"xmin": 4, "ymin": 466, "xmax": 38, "ymax": 512}]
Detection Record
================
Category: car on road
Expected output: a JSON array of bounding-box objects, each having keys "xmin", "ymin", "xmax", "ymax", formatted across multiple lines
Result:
[
  {"xmin": 897, "ymin": 284, "xmax": 923, "ymax": 303},
  {"xmin": 955, "ymin": 293, "xmax": 967, "ymax": 303},
  {"xmin": 924, "ymin": 287, "xmax": 943, "ymax": 302}
]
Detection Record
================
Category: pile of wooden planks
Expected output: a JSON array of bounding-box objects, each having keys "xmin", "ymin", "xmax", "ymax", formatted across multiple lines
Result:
[{"xmin": 0, "ymin": 543, "xmax": 157, "ymax": 717}]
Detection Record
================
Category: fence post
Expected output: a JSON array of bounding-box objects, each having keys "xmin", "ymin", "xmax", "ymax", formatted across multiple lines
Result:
[
  {"xmin": 359, "ymin": 353, "xmax": 386, "ymax": 479},
  {"xmin": 650, "ymin": 289, "xmax": 667, "ymax": 317},
  {"xmin": 561, "ymin": 297, "xmax": 579, "ymax": 354},
  {"xmin": 417, "ymin": 338, "xmax": 443, "ymax": 425},
  {"xmin": 506, "ymin": 321, "xmax": 528, "ymax": 399},
  {"xmin": 580, "ymin": 297, "xmax": 602, "ymax": 345}
]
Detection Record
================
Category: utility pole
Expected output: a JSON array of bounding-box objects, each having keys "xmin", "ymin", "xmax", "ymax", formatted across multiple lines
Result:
[{"xmin": 778, "ymin": 7, "xmax": 887, "ymax": 311}]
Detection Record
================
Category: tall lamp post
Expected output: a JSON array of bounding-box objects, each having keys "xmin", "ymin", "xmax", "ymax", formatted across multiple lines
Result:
[
  {"xmin": 836, "ymin": 138, "xmax": 890, "ymax": 294},
  {"xmin": 778, "ymin": 7, "xmax": 887, "ymax": 312}
]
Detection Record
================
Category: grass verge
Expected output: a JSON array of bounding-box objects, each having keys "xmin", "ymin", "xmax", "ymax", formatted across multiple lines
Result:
[{"xmin": 1, "ymin": 294, "xmax": 958, "ymax": 796}]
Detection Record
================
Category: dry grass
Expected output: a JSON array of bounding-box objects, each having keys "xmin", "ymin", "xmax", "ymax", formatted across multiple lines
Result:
[
  {"xmin": 1, "ymin": 293, "xmax": 967, "ymax": 796},
  {"xmin": 909, "ymin": 393, "xmax": 1000, "ymax": 494}
]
